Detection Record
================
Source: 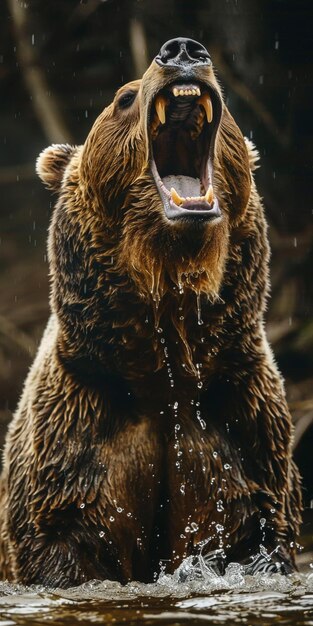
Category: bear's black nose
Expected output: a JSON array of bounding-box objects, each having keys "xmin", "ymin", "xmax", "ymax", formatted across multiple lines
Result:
[{"xmin": 155, "ymin": 38, "xmax": 211, "ymax": 68}]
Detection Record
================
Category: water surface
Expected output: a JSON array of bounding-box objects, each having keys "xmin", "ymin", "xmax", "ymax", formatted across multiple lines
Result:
[{"xmin": 0, "ymin": 559, "xmax": 312, "ymax": 626}]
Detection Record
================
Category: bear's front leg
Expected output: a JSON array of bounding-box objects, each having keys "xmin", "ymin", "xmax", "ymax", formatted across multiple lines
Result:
[
  {"xmin": 11, "ymin": 530, "xmax": 115, "ymax": 588},
  {"xmin": 204, "ymin": 352, "xmax": 302, "ymax": 571},
  {"xmin": 2, "ymin": 351, "xmax": 165, "ymax": 587},
  {"xmin": 165, "ymin": 350, "xmax": 301, "ymax": 577}
]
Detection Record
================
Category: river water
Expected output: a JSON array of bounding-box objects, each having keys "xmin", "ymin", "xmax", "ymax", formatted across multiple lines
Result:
[{"xmin": 0, "ymin": 556, "xmax": 312, "ymax": 626}]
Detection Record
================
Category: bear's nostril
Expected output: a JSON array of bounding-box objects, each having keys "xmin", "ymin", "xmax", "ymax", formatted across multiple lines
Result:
[{"xmin": 161, "ymin": 40, "xmax": 181, "ymax": 63}]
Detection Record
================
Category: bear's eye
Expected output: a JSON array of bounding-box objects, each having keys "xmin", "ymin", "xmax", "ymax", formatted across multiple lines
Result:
[{"xmin": 118, "ymin": 90, "xmax": 137, "ymax": 109}]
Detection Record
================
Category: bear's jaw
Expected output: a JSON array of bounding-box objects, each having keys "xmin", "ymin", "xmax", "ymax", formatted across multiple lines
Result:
[{"xmin": 148, "ymin": 79, "xmax": 222, "ymax": 224}]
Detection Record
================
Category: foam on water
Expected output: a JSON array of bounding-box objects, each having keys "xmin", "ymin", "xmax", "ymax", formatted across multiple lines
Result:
[{"xmin": 0, "ymin": 556, "xmax": 312, "ymax": 625}]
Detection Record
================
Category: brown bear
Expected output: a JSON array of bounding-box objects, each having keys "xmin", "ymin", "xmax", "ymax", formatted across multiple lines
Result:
[{"xmin": 0, "ymin": 38, "xmax": 301, "ymax": 587}]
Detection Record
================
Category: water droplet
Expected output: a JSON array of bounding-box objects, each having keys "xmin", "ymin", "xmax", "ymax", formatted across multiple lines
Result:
[
  {"xmin": 197, "ymin": 381, "xmax": 203, "ymax": 389},
  {"xmin": 180, "ymin": 484, "xmax": 186, "ymax": 495},
  {"xmin": 213, "ymin": 451, "xmax": 218, "ymax": 459},
  {"xmin": 190, "ymin": 522, "xmax": 199, "ymax": 533},
  {"xmin": 109, "ymin": 516, "xmax": 115, "ymax": 522},
  {"xmin": 216, "ymin": 523, "xmax": 224, "ymax": 533},
  {"xmin": 99, "ymin": 531, "xmax": 105, "ymax": 538},
  {"xmin": 224, "ymin": 463, "xmax": 231, "ymax": 470},
  {"xmin": 117, "ymin": 507, "xmax": 123, "ymax": 513},
  {"xmin": 217, "ymin": 499, "xmax": 224, "ymax": 512},
  {"xmin": 196, "ymin": 292, "xmax": 203, "ymax": 325},
  {"xmin": 173, "ymin": 401, "xmax": 179, "ymax": 410},
  {"xmin": 80, "ymin": 503, "xmax": 85, "ymax": 509},
  {"xmin": 127, "ymin": 512, "xmax": 132, "ymax": 518},
  {"xmin": 157, "ymin": 327, "xmax": 163, "ymax": 333},
  {"xmin": 260, "ymin": 517, "xmax": 266, "ymax": 528}
]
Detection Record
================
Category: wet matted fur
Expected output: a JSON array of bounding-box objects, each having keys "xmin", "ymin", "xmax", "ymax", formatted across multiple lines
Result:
[{"xmin": 0, "ymin": 40, "xmax": 301, "ymax": 587}]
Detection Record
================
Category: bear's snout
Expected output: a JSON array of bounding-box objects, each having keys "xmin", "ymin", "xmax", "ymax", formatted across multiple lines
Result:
[{"xmin": 155, "ymin": 38, "xmax": 212, "ymax": 68}]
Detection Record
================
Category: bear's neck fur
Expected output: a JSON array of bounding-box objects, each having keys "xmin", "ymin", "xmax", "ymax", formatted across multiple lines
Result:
[{"xmin": 51, "ymin": 173, "xmax": 268, "ymax": 406}]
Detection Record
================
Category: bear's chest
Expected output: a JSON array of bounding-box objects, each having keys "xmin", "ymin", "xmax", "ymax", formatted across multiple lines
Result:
[{"xmin": 88, "ymin": 409, "xmax": 253, "ymax": 580}]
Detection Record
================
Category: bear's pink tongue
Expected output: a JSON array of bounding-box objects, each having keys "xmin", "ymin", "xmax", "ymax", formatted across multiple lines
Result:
[
  {"xmin": 162, "ymin": 175, "xmax": 214, "ymax": 207},
  {"xmin": 162, "ymin": 175, "xmax": 201, "ymax": 198}
]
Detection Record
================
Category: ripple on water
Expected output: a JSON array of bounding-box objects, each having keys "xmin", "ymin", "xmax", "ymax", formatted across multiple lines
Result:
[{"xmin": 0, "ymin": 561, "xmax": 312, "ymax": 626}]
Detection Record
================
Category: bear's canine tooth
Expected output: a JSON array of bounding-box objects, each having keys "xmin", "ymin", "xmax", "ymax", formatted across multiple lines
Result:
[
  {"xmin": 205, "ymin": 184, "xmax": 214, "ymax": 204},
  {"xmin": 155, "ymin": 95, "xmax": 167, "ymax": 124},
  {"xmin": 197, "ymin": 93, "xmax": 213, "ymax": 123},
  {"xmin": 173, "ymin": 87, "xmax": 179, "ymax": 97},
  {"xmin": 170, "ymin": 187, "xmax": 184, "ymax": 206}
]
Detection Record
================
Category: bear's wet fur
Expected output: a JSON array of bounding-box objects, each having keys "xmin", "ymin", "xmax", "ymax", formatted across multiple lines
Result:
[{"xmin": 0, "ymin": 43, "xmax": 301, "ymax": 587}]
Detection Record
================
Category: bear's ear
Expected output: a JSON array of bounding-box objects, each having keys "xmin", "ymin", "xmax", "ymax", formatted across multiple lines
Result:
[
  {"xmin": 36, "ymin": 144, "xmax": 76, "ymax": 191},
  {"xmin": 244, "ymin": 138, "xmax": 260, "ymax": 172}
]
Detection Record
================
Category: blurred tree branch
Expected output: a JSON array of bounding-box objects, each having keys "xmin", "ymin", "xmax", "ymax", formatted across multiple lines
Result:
[
  {"xmin": 0, "ymin": 314, "xmax": 36, "ymax": 357},
  {"xmin": 0, "ymin": 163, "xmax": 35, "ymax": 184},
  {"xmin": 211, "ymin": 46, "xmax": 291, "ymax": 148},
  {"xmin": 293, "ymin": 410, "xmax": 313, "ymax": 449},
  {"xmin": 129, "ymin": 18, "xmax": 149, "ymax": 78},
  {"xmin": 7, "ymin": 0, "xmax": 72, "ymax": 143}
]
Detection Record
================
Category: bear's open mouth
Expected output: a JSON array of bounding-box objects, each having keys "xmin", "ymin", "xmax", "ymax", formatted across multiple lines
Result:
[{"xmin": 149, "ymin": 81, "xmax": 222, "ymax": 222}]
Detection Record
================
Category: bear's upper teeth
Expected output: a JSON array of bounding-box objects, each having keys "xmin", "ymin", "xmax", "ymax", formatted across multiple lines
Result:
[
  {"xmin": 172, "ymin": 85, "xmax": 201, "ymax": 97},
  {"xmin": 155, "ymin": 95, "xmax": 167, "ymax": 124},
  {"xmin": 197, "ymin": 94, "xmax": 213, "ymax": 123},
  {"xmin": 153, "ymin": 86, "xmax": 214, "ymax": 134}
]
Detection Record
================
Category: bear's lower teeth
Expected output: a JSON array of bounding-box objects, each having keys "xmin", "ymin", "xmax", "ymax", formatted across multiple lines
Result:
[
  {"xmin": 162, "ymin": 175, "xmax": 214, "ymax": 207},
  {"xmin": 169, "ymin": 185, "xmax": 214, "ymax": 206}
]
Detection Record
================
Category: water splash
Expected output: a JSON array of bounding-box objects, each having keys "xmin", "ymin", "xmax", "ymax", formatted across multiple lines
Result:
[
  {"xmin": 0, "ymin": 562, "xmax": 311, "ymax": 625},
  {"xmin": 156, "ymin": 327, "xmax": 175, "ymax": 389},
  {"xmin": 174, "ymin": 421, "xmax": 182, "ymax": 472}
]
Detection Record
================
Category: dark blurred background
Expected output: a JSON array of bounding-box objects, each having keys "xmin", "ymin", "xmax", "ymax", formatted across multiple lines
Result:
[{"xmin": 0, "ymin": 0, "xmax": 312, "ymax": 556}]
